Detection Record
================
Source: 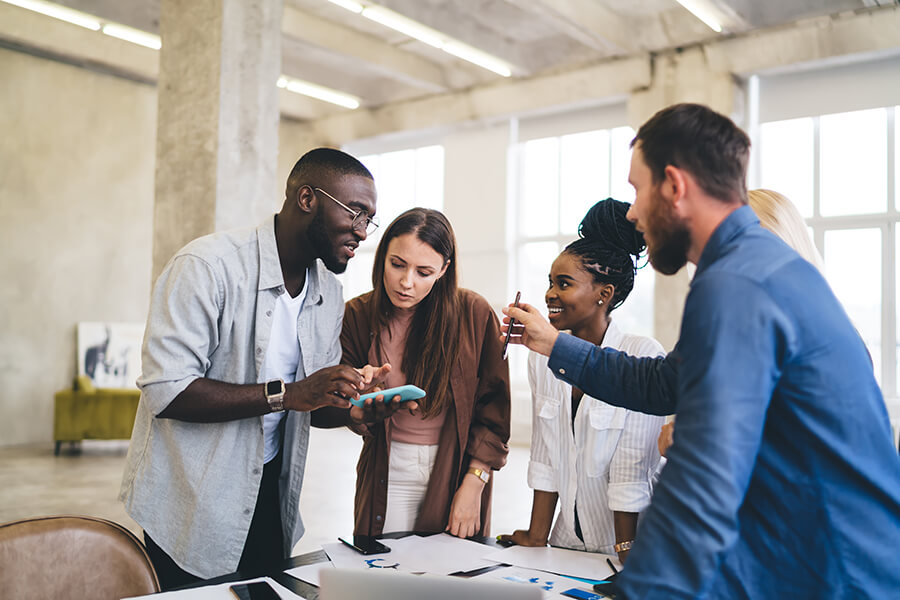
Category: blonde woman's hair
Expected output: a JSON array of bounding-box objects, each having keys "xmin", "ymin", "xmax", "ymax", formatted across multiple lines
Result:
[{"xmin": 748, "ymin": 189, "xmax": 824, "ymax": 271}]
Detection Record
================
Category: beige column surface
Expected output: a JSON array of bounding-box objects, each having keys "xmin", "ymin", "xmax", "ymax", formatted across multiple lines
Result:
[
  {"xmin": 627, "ymin": 48, "xmax": 745, "ymax": 351},
  {"xmin": 152, "ymin": 0, "xmax": 283, "ymax": 282}
]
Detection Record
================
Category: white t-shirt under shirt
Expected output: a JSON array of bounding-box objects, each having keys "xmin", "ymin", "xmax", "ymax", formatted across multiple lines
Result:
[{"xmin": 261, "ymin": 271, "xmax": 308, "ymax": 463}]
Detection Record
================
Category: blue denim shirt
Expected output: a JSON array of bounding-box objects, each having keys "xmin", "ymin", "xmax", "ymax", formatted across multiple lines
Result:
[
  {"xmin": 120, "ymin": 215, "xmax": 344, "ymax": 578},
  {"xmin": 549, "ymin": 206, "xmax": 900, "ymax": 598}
]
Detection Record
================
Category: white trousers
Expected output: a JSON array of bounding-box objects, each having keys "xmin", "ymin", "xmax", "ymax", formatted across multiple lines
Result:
[{"xmin": 382, "ymin": 441, "xmax": 439, "ymax": 534}]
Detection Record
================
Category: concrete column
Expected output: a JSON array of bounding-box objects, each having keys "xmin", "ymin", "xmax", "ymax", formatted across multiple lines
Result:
[
  {"xmin": 627, "ymin": 48, "xmax": 745, "ymax": 351},
  {"xmin": 443, "ymin": 122, "xmax": 511, "ymax": 309},
  {"xmin": 152, "ymin": 0, "xmax": 283, "ymax": 281}
]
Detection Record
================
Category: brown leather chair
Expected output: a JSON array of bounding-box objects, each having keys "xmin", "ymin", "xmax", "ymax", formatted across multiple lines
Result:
[{"xmin": 0, "ymin": 515, "xmax": 160, "ymax": 599}]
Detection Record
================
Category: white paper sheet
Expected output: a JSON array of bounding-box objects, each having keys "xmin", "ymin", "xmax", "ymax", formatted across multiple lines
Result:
[
  {"xmin": 471, "ymin": 565, "xmax": 602, "ymax": 600},
  {"xmin": 283, "ymin": 561, "xmax": 334, "ymax": 587},
  {"xmin": 321, "ymin": 533, "xmax": 499, "ymax": 575},
  {"xmin": 122, "ymin": 576, "xmax": 305, "ymax": 599},
  {"xmin": 481, "ymin": 545, "xmax": 619, "ymax": 581}
]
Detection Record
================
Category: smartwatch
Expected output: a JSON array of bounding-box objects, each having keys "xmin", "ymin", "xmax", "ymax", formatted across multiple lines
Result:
[{"xmin": 265, "ymin": 379, "xmax": 285, "ymax": 412}]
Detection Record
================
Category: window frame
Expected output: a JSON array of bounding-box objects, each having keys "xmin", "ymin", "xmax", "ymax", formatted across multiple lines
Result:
[{"xmin": 755, "ymin": 105, "xmax": 898, "ymax": 396}]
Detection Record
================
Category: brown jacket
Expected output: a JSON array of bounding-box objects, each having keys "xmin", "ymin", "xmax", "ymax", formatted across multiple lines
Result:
[{"xmin": 341, "ymin": 288, "xmax": 511, "ymax": 537}]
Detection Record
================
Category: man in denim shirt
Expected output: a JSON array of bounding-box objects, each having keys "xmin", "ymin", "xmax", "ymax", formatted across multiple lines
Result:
[
  {"xmin": 121, "ymin": 148, "xmax": 382, "ymax": 588},
  {"xmin": 504, "ymin": 104, "xmax": 900, "ymax": 598}
]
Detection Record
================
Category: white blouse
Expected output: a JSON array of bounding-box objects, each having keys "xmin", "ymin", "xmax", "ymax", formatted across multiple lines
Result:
[{"xmin": 527, "ymin": 320, "xmax": 665, "ymax": 554}]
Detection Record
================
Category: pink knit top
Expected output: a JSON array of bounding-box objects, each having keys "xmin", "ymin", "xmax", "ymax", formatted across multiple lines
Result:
[{"xmin": 380, "ymin": 309, "xmax": 447, "ymax": 445}]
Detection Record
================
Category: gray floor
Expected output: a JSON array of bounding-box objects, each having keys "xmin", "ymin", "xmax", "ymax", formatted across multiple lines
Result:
[{"xmin": 0, "ymin": 428, "xmax": 535, "ymax": 557}]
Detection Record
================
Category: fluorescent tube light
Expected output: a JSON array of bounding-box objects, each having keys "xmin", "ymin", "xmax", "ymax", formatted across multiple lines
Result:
[
  {"xmin": 341, "ymin": 3, "xmax": 514, "ymax": 76},
  {"xmin": 282, "ymin": 77, "xmax": 360, "ymax": 110},
  {"xmin": 442, "ymin": 41, "xmax": 511, "ymax": 77},
  {"xmin": 675, "ymin": 0, "xmax": 723, "ymax": 33},
  {"xmin": 101, "ymin": 23, "xmax": 161, "ymax": 49},
  {"xmin": 326, "ymin": 0, "xmax": 364, "ymax": 14},
  {"xmin": 361, "ymin": 6, "xmax": 445, "ymax": 49},
  {"xmin": 1, "ymin": 0, "xmax": 101, "ymax": 30}
]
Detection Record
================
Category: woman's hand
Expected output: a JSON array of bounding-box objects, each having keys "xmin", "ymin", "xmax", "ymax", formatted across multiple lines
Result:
[
  {"xmin": 347, "ymin": 363, "xmax": 419, "ymax": 425},
  {"xmin": 446, "ymin": 474, "xmax": 484, "ymax": 538},
  {"xmin": 658, "ymin": 421, "xmax": 675, "ymax": 458},
  {"xmin": 356, "ymin": 363, "xmax": 391, "ymax": 392},
  {"xmin": 497, "ymin": 529, "xmax": 548, "ymax": 547}
]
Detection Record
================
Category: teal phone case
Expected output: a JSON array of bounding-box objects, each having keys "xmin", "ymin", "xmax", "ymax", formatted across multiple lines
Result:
[{"xmin": 351, "ymin": 384, "xmax": 426, "ymax": 407}]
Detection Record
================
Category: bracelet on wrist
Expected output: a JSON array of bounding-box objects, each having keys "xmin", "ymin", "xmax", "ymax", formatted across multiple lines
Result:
[{"xmin": 467, "ymin": 467, "xmax": 490, "ymax": 484}]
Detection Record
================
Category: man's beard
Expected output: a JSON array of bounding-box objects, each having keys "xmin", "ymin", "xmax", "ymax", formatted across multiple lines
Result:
[
  {"xmin": 645, "ymin": 186, "xmax": 691, "ymax": 276},
  {"xmin": 308, "ymin": 210, "xmax": 347, "ymax": 274}
]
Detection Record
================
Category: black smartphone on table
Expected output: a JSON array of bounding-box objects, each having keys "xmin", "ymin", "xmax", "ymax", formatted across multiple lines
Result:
[
  {"xmin": 229, "ymin": 581, "xmax": 281, "ymax": 600},
  {"xmin": 339, "ymin": 534, "xmax": 391, "ymax": 555},
  {"xmin": 592, "ymin": 571, "xmax": 620, "ymax": 598}
]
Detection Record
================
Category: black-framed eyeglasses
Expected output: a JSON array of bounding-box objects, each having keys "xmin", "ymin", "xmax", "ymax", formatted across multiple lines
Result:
[{"xmin": 313, "ymin": 186, "xmax": 379, "ymax": 235}]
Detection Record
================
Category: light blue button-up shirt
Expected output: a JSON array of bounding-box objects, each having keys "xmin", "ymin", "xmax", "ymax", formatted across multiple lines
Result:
[
  {"xmin": 120, "ymin": 215, "xmax": 344, "ymax": 579},
  {"xmin": 549, "ymin": 206, "xmax": 900, "ymax": 598}
]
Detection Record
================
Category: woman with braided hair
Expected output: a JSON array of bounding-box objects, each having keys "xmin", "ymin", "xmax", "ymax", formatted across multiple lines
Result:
[{"xmin": 499, "ymin": 198, "xmax": 664, "ymax": 565}]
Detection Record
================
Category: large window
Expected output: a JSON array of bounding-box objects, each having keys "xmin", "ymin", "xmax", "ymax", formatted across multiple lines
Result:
[
  {"xmin": 757, "ymin": 106, "xmax": 899, "ymax": 393},
  {"xmin": 338, "ymin": 145, "xmax": 444, "ymax": 301},
  {"xmin": 510, "ymin": 125, "xmax": 655, "ymax": 382}
]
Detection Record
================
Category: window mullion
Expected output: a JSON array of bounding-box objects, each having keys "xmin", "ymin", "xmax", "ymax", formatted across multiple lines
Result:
[
  {"xmin": 886, "ymin": 107, "xmax": 897, "ymax": 396},
  {"xmin": 884, "ymin": 220, "xmax": 896, "ymax": 396}
]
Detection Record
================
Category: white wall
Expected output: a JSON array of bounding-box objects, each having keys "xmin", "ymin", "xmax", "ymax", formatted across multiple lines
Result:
[
  {"xmin": 0, "ymin": 48, "xmax": 156, "ymax": 445},
  {"xmin": 443, "ymin": 123, "xmax": 511, "ymax": 308},
  {"xmin": 0, "ymin": 49, "xmax": 331, "ymax": 446},
  {"xmin": 442, "ymin": 121, "xmax": 537, "ymax": 443}
]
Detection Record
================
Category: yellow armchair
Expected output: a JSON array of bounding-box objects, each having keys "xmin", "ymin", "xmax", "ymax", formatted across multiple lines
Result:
[{"xmin": 53, "ymin": 375, "xmax": 140, "ymax": 455}]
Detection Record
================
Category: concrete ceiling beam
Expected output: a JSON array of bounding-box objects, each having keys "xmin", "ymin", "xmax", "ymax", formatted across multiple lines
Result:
[
  {"xmin": 704, "ymin": 5, "xmax": 900, "ymax": 74},
  {"xmin": 301, "ymin": 5, "xmax": 900, "ymax": 144},
  {"xmin": 301, "ymin": 55, "xmax": 653, "ymax": 145},
  {"xmin": 510, "ymin": 0, "xmax": 635, "ymax": 54},
  {"xmin": 281, "ymin": 6, "xmax": 455, "ymax": 94},
  {"xmin": 0, "ymin": 3, "xmax": 158, "ymax": 81}
]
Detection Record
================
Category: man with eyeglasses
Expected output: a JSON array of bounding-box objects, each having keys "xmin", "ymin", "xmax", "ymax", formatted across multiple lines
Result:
[{"xmin": 121, "ymin": 148, "xmax": 387, "ymax": 589}]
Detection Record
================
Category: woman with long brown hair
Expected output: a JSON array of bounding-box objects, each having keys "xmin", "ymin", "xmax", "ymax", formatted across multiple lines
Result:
[{"xmin": 340, "ymin": 207, "xmax": 511, "ymax": 538}]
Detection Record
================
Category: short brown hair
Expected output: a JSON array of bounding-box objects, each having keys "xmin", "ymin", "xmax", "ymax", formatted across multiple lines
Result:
[{"xmin": 632, "ymin": 103, "xmax": 750, "ymax": 205}]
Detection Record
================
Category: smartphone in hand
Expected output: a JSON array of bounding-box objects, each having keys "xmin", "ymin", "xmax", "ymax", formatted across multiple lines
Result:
[{"xmin": 350, "ymin": 384, "xmax": 426, "ymax": 407}]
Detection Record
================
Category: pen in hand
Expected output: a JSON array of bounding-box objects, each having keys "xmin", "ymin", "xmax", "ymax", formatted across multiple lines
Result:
[{"xmin": 502, "ymin": 291, "xmax": 521, "ymax": 359}]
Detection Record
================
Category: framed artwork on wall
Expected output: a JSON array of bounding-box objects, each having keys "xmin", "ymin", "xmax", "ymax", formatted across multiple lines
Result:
[{"xmin": 76, "ymin": 322, "xmax": 144, "ymax": 389}]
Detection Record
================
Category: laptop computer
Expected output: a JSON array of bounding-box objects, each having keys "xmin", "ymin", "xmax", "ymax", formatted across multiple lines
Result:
[{"xmin": 319, "ymin": 568, "xmax": 543, "ymax": 600}]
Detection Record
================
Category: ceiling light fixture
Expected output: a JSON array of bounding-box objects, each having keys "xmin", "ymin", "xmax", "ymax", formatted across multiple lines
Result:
[
  {"xmin": 1, "ymin": 0, "xmax": 101, "ymax": 30},
  {"xmin": 101, "ymin": 23, "xmax": 161, "ymax": 49},
  {"xmin": 279, "ymin": 76, "xmax": 361, "ymax": 109},
  {"xmin": 675, "ymin": 0, "xmax": 723, "ymax": 33},
  {"xmin": 328, "ymin": 1, "xmax": 513, "ymax": 77},
  {"xmin": 8, "ymin": 0, "xmax": 362, "ymax": 109},
  {"xmin": 361, "ymin": 5, "xmax": 445, "ymax": 49},
  {"xmin": 442, "ymin": 41, "xmax": 511, "ymax": 77},
  {"xmin": 325, "ymin": 0, "xmax": 363, "ymax": 14}
]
